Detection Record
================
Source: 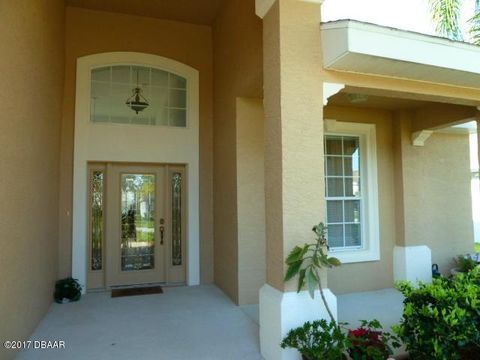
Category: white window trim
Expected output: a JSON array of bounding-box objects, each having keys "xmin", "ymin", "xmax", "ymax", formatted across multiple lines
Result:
[{"xmin": 324, "ymin": 119, "xmax": 380, "ymax": 264}]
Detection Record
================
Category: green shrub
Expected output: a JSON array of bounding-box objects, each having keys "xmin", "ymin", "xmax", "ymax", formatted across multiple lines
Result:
[
  {"xmin": 393, "ymin": 268, "xmax": 480, "ymax": 359},
  {"xmin": 454, "ymin": 255, "xmax": 478, "ymax": 273},
  {"xmin": 281, "ymin": 319, "xmax": 348, "ymax": 360}
]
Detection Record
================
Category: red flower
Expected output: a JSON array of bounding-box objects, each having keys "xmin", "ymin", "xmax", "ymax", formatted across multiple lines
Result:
[
  {"xmin": 348, "ymin": 329, "xmax": 385, "ymax": 347},
  {"xmin": 349, "ymin": 328, "xmax": 369, "ymax": 337}
]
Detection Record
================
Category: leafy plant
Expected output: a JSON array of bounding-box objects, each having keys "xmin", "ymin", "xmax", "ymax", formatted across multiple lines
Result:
[
  {"xmin": 54, "ymin": 277, "xmax": 82, "ymax": 304},
  {"xmin": 454, "ymin": 255, "xmax": 478, "ymax": 273},
  {"xmin": 393, "ymin": 269, "xmax": 480, "ymax": 359},
  {"xmin": 281, "ymin": 319, "xmax": 348, "ymax": 360},
  {"xmin": 429, "ymin": 0, "xmax": 464, "ymax": 40},
  {"xmin": 284, "ymin": 223, "xmax": 341, "ymax": 321},
  {"xmin": 429, "ymin": 0, "xmax": 480, "ymax": 44},
  {"xmin": 347, "ymin": 320, "xmax": 400, "ymax": 360},
  {"xmin": 469, "ymin": 9, "xmax": 480, "ymax": 43}
]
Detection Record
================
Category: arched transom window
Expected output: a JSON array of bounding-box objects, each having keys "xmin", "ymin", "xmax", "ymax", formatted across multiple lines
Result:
[{"xmin": 90, "ymin": 65, "xmax": 187, "ymax": 127}]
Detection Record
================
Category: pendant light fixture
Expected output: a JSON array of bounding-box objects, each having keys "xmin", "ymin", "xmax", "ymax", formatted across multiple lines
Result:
[{"xmin": 126, "ymin": 69, "xmax": 149, "ymax": 114}]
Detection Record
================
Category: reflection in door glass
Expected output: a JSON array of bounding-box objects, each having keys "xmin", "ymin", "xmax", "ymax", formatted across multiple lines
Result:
[{"xmin": 121, "ymin": 174, "xmax": 155, "ymax": 271}]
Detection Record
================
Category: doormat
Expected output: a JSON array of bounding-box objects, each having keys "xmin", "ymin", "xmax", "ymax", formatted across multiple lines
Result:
[{"xmin": 111, "ymin": 286, "xmax": 163, "ymax": 298}]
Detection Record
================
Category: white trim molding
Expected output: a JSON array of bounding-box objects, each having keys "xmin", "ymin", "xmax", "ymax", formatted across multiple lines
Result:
[
  {"xmin": 324, "ymin": 120, "xmax": 380, "ymax": 263},
  {"xmin": 394, "ymin": 245, "xmax": 432, "ymax": 283},
  {"xmin": 72, "ymin": 52, "xmax": 200, "ymax": 291},
  {"xmin": 323, "ymin": 82, "xmax": 345, "ymax": 106},
  {"xmin": 259, "ymin": 284, "xmax": 337, "ymax": 360},
  {"xmin": 322, "ymin": 20, "xmax": 480, "ymax": 89},
  {"xmin": 255, "ymin": 0, "xmax": 276, "ymax": 18},
  {"xmin": 255, "ymin": 0, "xmax": 324, "ymax": 18},
  {"xmin": 412, "ymin": 130, "xmax": 433, "ymax": 146}
]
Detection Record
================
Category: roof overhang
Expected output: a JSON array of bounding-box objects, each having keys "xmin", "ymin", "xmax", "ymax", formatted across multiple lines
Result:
[{"xmin": 321, "ymin": 20, "xmax": 480, "ymax": 89}]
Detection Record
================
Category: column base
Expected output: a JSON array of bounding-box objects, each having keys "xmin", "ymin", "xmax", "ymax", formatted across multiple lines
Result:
[
  {"xmin": 393, "ymin": 245, "xmax": 432, "ymax": 284},
  {"xmin": 259, "ymin": 284, "xmax": 337, "ymax": 360}
]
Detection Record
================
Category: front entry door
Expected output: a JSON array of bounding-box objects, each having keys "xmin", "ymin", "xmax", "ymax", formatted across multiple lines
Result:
[
  {"xmin": 86, "ymin": 162, "xmax": 186, "ymax": 289},
  {"xmin": 106, "ymin": 164, "xmax": 166, "ymax": 287}
]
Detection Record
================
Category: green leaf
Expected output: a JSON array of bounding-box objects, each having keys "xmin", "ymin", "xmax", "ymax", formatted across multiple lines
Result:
[
  {"xmin": 285, "ymin": 246, "xmax": 303, "ymax": 265},
  {"xmin": 327, "ymin": 257, "xmax": 341, "ymax": 267},
  {"xmin": 429, "ymin": 0, "xmax": 463, "ymax": 41},
  {"xmin": 319, "ymin": 254, "xmax": 330, "ymax": 267},
  {"xmin": 284, "ymin": 260, "xmax": 303, "ymax": 282},
  {"xmin": 469, "ymin": 11, "xmax": 480, "ymax": 45},
  {"xmin": 306, "ymin": 268, "xmax": 318, "ymax": 299},
  {"xmin": 297, "ymin": 268, "xmax": 306, "ymax": 293},
  {"xmin": 312, "ymin": 254, "xmax": 320, "ymax": 267}
]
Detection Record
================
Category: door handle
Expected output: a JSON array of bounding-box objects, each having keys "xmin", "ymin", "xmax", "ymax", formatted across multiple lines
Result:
[
  {"xmin": 159, "ymin": 226, "xmax": 165, "ymax": 245},
  {"xmin": 159, "ymin": 218, "xmax": 165, "ymax": 245}
]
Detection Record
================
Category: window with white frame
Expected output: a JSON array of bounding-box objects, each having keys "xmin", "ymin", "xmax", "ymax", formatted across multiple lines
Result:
[
  {"xmin": 324, "ymin": 120, "xmax": 380, "ymax": 263},
  {"xmin": 90, "ymin": 65, "xmax": 187, "ymax": 127},
  {"xmin": 325, "ymin": 135, "xmax": 362, "ymax": 249}
]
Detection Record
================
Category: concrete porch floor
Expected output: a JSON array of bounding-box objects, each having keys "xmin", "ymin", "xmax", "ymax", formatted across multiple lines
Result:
[
  {"xmin": 338, "ymin": 288, "xmax": 404, "ymax": 331},
  {"xmin": 17, "ymin": 286, "xmax": 404, "ymax": 360},
  {"xmin": 17, "ymin": 285, "xmax": 262, "ymax": 360}
]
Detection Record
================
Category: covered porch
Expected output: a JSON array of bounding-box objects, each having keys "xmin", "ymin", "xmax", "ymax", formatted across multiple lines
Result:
[
  {"xmin": 17, "ymin": 285, "xmax": 404, "ymax": 360},
  {"xmin": 2, "ymin": 0, "xmax": 480, "ymax": 359}
]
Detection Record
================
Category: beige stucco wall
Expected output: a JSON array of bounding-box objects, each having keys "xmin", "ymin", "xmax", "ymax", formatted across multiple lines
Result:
[
  {"xmin": 324, "ymin": 104, "xmax": 473, "ymax": 293},
  {"xmin": 263, "ymin": 0, "xmax": 328, "ymax": 292},
  {"xmin": 0, "ymin": 1, "xmax": 65, "ymax": 358},
  {"xmin": 213, "ymin": 0, "xmax": 263, "ymax": 303},
  {"xmin": 236, "ymin": 98, "xmax": 266, "ymax": 305},
  {"xmin": 399, "ymin": 123, "xmax": 474, "ymax": 273},
  {"xmin": 59, "ymin": 7, "xmax": 214, "ymax": 284},
  {"xmin": 324, "ymin": 105, "xmax": 396, "ymax": 294}
]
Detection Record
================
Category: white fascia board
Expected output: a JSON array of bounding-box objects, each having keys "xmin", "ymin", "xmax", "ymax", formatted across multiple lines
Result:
[{"xmin": 321, "ymin": 20, "xmax": 480, "ymax": 88}]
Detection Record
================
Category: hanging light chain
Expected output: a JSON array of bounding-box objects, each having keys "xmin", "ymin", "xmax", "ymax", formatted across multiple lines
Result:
[{"xmin": 126, "ymin": 68, "xmax": 149, "ymax": 114}]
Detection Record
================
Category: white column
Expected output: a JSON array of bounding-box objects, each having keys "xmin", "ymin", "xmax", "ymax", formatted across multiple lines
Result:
[{"xmin": 393, "ymin": 245, "xmax": 432, "ymax": 283}]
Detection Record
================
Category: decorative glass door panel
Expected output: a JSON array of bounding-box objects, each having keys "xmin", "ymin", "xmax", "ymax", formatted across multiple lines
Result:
[
  {"xmin": 171, "ymin": 172, "xmax": 182, "ymax": 266},
  {"xmin": 167, "ymin": 166, "xmax": 186, "ymax": 283},
  {"xmin": 91, "ymin": 170, "xmax": 104, "ymax": 271},
  {"xmin": 87, "ymin": 165, "xmax": 106, "ymax": 289},
  {"xmin": 106, "ymin": 165, "xmax": 166, "ymax": 287},
  {"xmin": 120, "ymin": 174, "xmax": 155, "ymax": 271}
]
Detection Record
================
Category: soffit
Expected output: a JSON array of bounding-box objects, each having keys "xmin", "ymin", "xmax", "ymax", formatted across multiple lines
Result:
[
  {"xmin": 66, "ymin": 0, "xmax": 225, "ymax": 25},
  {"xmin": 328, "ymin": 91, "xmax": 440, "ymax": 111}
]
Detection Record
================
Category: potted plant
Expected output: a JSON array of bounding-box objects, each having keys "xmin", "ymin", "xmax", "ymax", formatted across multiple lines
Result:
[
  {"xmin": 281, "ymin": 223, "xmax": 343, "ymax": 359},
  {"xmin": 54, "ymin": 277, "xmax": 82, "ymax": 304},
  {"xmin": 347, "ymin": 320, "xmax": 400, "ymax": 360},
  {"xmin": 393, "ymin": 268, "xmax": 480, "ymax": 359},
  {"xmin": 281, "ymin": 319, "xmax": 348, "ymax": 360}
]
